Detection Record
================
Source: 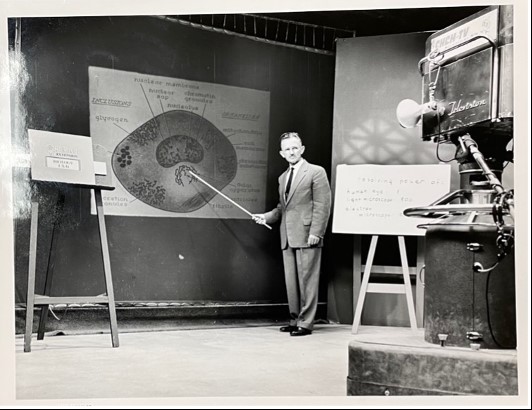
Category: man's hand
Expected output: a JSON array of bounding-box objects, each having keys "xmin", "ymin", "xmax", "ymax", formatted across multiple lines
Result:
[
  {"xmin": 252, "ymin": 214, "xmax": 267, "ymax": 225},
  {"xmin": 308, "ymin": 234, "xmax": 320, "ymax": 246}
]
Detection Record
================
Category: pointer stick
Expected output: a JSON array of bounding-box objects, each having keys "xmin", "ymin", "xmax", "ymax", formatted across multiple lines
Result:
[{"xmin": 189, "ymin": 171, "xmax": 272, "ymax": 230}]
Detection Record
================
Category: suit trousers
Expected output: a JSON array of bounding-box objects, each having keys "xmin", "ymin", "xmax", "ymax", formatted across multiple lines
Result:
[{"xmin": 282, "ymin": 246, "xmax": 322, "ymax": 330}]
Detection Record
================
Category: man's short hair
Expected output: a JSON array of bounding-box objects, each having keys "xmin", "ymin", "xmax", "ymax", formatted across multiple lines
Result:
[{"xmin": 279, "ymin": 132, "xmax": 302, "ymax": 145}]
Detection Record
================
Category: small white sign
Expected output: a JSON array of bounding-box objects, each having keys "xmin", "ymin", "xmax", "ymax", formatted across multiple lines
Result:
[
  {"xmin": 94, "ymin": 161, "xmax": 108, "ymax": 175},
  {"xmin": 46, "ymin": 157, "xmax": 81, "ymax": 171},
  {"xmin": 28, "ymin": 129, "xmax": 96, "ymax": 185}
]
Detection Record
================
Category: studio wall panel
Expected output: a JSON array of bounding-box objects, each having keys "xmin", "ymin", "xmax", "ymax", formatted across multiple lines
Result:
[{"xmin": 328, "ymin": 32, "xmax": 434, "ymax": 324}]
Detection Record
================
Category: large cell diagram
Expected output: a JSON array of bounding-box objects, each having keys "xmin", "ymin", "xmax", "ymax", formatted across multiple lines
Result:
[{"xmin": 112, "ymin": 110, "xmax": 237, "ymax": 213}]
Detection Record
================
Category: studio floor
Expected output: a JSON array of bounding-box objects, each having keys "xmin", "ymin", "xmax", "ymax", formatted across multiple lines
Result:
[
  {"xmin": 13, "ymin": 323, "xmax": 527, "ymax": 407},
  {"xmin": 15, "ymin": 323, "xmax": 365, "ymax": 403}
]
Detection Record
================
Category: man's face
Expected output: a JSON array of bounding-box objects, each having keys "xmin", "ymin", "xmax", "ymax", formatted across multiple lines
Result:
[{"xmin": 280, "ymin": 136, "xmax": 305, "ymax": 165}]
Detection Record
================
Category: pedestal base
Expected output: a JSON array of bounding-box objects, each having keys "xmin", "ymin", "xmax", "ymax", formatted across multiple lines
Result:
[{"xmin": 347, "ymin": 326, "xmax": 518, "ymax": 396}]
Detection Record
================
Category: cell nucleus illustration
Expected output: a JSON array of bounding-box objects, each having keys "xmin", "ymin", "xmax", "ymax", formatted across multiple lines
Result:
[{"xmin": 112, "ymin": 110, "xmax": 237, "ymax": 212}]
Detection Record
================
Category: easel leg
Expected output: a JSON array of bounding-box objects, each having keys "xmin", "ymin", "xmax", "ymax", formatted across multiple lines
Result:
[
  {"xmin": 352, "ymin": 235, "xmax": 361, "ymax": 323},
  {"xmin": 398, "ymin": 236, "xmax": 417, "ymax": 330},
  {"xmin": 352, "ymin": 235, "xmax": 379, "ymax": 334},
  {"xmin": 416, "ymin": 236, "xmax": 425, "ymax": 328},
  {"xmin": 24, "ymin": 198, "xmax": 39, "ymax": 352},
  {"xmin": 37, "ymin": 192, "xmax": 65, "ymax": 340},
  {"xmin": 94, "ymin": 189, "xmax": 119, "ymax": 348}
]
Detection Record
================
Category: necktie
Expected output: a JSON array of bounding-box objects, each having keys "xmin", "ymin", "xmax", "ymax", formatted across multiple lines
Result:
[{"xmin": 285, "ymin": 166, "xmax": 294, "ymax": 200}]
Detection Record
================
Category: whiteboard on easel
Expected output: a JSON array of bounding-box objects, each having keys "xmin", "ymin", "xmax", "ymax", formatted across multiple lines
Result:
[{"xmin": 332, "ymin": 164, "xmax": 451, "ymax": 236}]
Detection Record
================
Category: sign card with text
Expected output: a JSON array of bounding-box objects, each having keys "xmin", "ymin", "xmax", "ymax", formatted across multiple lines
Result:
[
  {"xmin": 332, "ymin": 164, "xmax": 451, "ymax": 236},
  {"xmin": 28, "ymin": 129, "xmax": 96, "ymax": 185}
]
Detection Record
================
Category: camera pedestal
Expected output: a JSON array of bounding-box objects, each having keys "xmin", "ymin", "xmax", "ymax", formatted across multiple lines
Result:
[{"xmin": 346, "ymin": 326, "xmax": 518, "ymax": 396}]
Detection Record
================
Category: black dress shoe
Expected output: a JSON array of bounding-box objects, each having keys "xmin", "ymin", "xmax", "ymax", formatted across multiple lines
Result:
[
  {"xmin": 290, "ymin": 327, "xmax": 312, "ymax": 336},
  {"xmin": 280, "ymin": 325, "xmax": 297, "ymax": 333}
]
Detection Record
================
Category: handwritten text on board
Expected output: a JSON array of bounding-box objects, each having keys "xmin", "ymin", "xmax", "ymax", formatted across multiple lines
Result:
[{"xmin": 332, "ymin": 164, "xmax": 451, "ymax": 236}]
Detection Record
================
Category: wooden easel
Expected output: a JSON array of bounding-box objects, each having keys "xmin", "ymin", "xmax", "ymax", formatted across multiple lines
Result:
[
  {"xmin": 24, "ymin": 180, "xmax": 119, "ymax": 352},
  {"xmin": 352, "ymin": 235, "xmax": 418, "ymax": 333}
]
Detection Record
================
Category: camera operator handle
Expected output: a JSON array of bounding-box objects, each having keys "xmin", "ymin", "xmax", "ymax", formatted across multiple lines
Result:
[{"xmin": 459, "ymin": 135, "xmax": 514, "ymax": 219}]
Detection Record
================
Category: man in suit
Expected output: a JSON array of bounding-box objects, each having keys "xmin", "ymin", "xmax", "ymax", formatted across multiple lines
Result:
[{"xmin": 253, "ymin": 132, "xmax": 331, "ymax": 336}]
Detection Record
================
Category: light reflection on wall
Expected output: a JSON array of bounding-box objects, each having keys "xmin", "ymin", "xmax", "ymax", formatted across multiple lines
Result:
[
  {"xmin": 8, "ymin": 47, "xmax": 32, "ymax": 220},
  {"xmin": 332, "ymin": 33, "xmax": 464, "ymax": 197}
]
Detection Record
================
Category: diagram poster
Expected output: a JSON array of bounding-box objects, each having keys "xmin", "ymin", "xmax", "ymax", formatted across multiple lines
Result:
[{"xmin": 88, "ymin": 66, "xmax": 270, "ymax": 218}]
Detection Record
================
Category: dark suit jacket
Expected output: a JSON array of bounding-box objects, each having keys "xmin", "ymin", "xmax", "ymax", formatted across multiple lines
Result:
[{"xmin": 264, "ymin": 159, "xmax": 331, "ymax": 249}]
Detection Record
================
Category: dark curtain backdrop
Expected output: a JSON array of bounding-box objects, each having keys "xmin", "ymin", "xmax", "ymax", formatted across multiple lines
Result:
[{"xmin": 11, "ymin": 16, "xmax": 335, "ymax": 303}]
